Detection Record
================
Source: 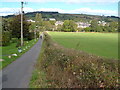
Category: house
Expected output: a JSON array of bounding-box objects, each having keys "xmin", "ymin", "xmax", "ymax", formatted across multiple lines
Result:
[
  {"xmin": 98, "ymin": 21, "xmax": 107, "ymax": 26},
  {"xmin": 55, "ymin": 21, "xmax": 64, "ymax": 26},
  {"xmin": 76, "ymin": 22, "xmax": 90, "ymax": 28},
  {"xmin": 49, "ymin": 18, "xmax": 56, "ymax": 21},
  {"xmin": 27, "ymin": 19, "xmax": 35, "ymax": 22}
]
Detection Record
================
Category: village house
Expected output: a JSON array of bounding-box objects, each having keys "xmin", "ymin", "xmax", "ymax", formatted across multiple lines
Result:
[
  {"xmin": 49, "ymin": 18, "xmax": 56, "ymax": 21},
  {"xmin": 76, "ymin": 22, "xmax": 90, "ymax": 28},
  {"xmin": 55, "ymin": 21, "xmax": 64, "ymax": 26},
  {"xmin": 55, "ymin": 21, "xmax": 64, "ymax": 30},
  {"xmin": 98, "ymin": 21, "xmax": 107, "ymax": 26},
  {"xmin": 27, "ymin": 19, "xmax": 35, "ymax": 22}
]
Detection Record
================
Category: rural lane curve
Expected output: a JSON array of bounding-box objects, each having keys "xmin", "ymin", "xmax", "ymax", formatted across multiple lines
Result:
[{"xmin": 2, "ymin": 37, "xmax": 43, "ymax": 88}]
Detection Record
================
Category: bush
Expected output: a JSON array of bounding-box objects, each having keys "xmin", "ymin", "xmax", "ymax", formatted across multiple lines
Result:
[
  {"xmin": 11, "ymin": 38, "xmax": 18, "ymax": 43},
  {"xmin": 36, "ymin": 31, "xmax": 40, "ymax": 38},
  {"xmin": 2, "ymin": 31, "xmax": 11, "ymax": 46},
  {"xmin": 16, "ymin": 39, "xmax": 21, "ymax": 47},
  {"xmin": 27, "ymin": 32, "xmax": 34, "ymax": 40},
  {"xmin": 37, "ymin": 32, "xmax": 119, "ymax": 88},
  {"xmin": 84, "ymin": 27, "xmax": 91, "ymax": 32}
]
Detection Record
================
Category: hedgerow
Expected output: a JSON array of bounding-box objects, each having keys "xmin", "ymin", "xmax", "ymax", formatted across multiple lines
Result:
[{"xmin": 32, "ymin": 32, "xmax": 119, "ymax": 88}]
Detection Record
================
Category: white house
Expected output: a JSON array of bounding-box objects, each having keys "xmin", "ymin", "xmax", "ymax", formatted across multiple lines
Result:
[
  {"xmin": 49, "ymin": 18, "xmax": 56, "ymax": 21},
  {"xmin": 27, "ymin": 19, "xmax": 35, "ymax": 22},
  {"xmin": 55, "ymin": 21, "xmax": 64, "ymax": 26},
  {"xmin": 76, "ymin": 22, "xmax": 90, "ymax": 28},
  {"xmin": 98, "ymin": 21, "xmax": 107, "ymax": 26}
]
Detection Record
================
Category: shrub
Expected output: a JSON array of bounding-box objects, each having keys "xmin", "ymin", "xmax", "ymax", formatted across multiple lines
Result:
[
  {"xmin": 2, "ymin": 31, "xmax": 11, "ymax": 46},
  {"xmin": 11, "ymin": 38, "xmax": 18, "ymax": 43},
  {"xmin": 16, "ymin": 39, "xmax": 21, "ymax": 47},
  {"xmin": 28, "ymin": 32, "xmax": 34, "ymax": 40}
]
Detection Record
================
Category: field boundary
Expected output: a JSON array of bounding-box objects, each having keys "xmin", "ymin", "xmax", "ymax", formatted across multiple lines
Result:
[{"xmin": 30, "ymin": 31, "xmax": 119, "ymax": 88}]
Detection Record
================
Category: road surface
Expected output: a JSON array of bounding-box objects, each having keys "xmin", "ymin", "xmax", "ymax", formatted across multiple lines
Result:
[{"xmin": 2, "ymin": 37, "xmax": 43, "ymax": 88}]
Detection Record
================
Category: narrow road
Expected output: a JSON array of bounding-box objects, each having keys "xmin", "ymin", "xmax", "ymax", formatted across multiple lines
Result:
[{"xmin": 2, "ymin": 37, "xmax": 43, "ymax": 88}]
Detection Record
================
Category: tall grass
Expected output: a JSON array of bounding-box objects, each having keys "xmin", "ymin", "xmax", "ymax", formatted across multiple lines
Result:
[{"xmin": 30, "ymin": 32, "xmax": 119, "ymax": 88}]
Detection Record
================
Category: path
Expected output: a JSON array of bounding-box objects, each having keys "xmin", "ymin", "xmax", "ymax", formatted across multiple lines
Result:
[{"xmin": 2, "ymin": 37, "xmax": 43, "ymax": 88}]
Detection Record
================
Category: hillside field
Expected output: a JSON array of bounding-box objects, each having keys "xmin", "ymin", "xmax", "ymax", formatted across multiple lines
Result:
[{"xmin": 48, "ymin": 32, "xmax": 118, "ymax": 59}]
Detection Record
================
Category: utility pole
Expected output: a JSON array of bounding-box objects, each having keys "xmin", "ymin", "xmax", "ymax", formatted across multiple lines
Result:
[{"xmin": 21, "ymin": 1, "xmax": 23, "ymax": 46}]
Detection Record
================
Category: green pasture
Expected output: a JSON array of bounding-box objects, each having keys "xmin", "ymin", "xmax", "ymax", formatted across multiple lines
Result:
[{"xmin": 48, "ymin": 32, "xmax": 118, "ymax": 59}]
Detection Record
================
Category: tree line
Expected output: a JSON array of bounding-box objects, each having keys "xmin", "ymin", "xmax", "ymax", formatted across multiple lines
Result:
[
  {"xmin": 83, "ymin": 20, "xmax": 118, "ymax": 32},
  {"xmin": 55, "ymin": 20, "xmax": 118, "ymax": 32}
]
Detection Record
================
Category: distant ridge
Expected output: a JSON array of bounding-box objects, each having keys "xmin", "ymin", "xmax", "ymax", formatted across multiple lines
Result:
[
  {"xmin": 2, "ymin": 11, "xmax": 118, "ymax": 22},
  {"xmin": 26, "ymin": 11, "xmax": 59, "ymax": 14},
  {"xmin": 2, "ymin": 11, "xmax": 59, "ymax": 18}
]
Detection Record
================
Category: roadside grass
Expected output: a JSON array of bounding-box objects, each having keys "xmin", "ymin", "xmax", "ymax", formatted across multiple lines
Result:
[
  {"xmin": 30, "ymin": 32, "xmax": 119, "ymax": 88},
  {"xmin": 48, "ymin": 32, "xmax": 118, "ymax": 60},
  {"xmin": 29, "ymin": 40, "xmax": 49, "ymax": 88},
  {"xmin": 0, "ymin": 38, "xmax": 38, "ymax": 69}
]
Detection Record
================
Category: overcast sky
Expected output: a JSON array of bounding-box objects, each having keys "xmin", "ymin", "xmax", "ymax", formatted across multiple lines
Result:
[{"xmin": 0, "ymin": 0, "xmax": 119, "ymax": 16}]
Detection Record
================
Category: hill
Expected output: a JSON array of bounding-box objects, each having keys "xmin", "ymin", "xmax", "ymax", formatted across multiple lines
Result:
[{"xmin": 3, "ymin": 11, "xmax": 118, "ymax": 22}]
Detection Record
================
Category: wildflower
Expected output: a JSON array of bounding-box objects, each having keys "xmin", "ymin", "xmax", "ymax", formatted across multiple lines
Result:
[
  {"xmin": 76, "ymin": 56, "xmax": 78, "ymax": 57},
  {"xmin": 100, "ymin": 83, "xmax": 104, "ymax": 88},
  {"xmin": 80, "ymin": 69, "xmax": 82, "ymax": 72},
  {"xmin": 73, "ymin": 72, "xmax": 76, "ymax": 75},
  {"xmin": 8, "ymin": 55, "xmax": 11, "ymax": 58},
  {"xmin": 91, "ymin": 63, "xmax": 94, "ymax": 66}
]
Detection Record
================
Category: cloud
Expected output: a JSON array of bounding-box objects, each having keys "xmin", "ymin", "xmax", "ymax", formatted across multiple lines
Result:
[
  {"xmin": 0, "ymin": 7, "xmax": 118, "ymax": 16},
  {"xmin": 69, "ymin": 8, "xmax": 118, "ymax": 16},
  {"xmin": 1, "ymin": 0, "xmax": 119, "ymax": 3},
  {"xmin": 0, "ymin": 7, "xmax": 35, "ymax": 16}
]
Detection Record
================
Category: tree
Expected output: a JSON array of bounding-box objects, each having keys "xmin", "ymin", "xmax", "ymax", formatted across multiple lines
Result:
[
  {"xmin": 103, "ymin": 25, "xmax": 111, "ymax": 32},
  {"xmin": 42, "ymin": 21, "xmax": 52, "ymax": 31},
  {"xmin": 29, "ymin": 22, "xmax": 35, "ymax": 32},
  {"xmin": 62, "ymin": 20, "xmax": 77, "ymax": 32},
  {"xmin": 9, "ymin": 14, "xmax": 30, "ymax": 39},
  {"xmin": 57, "ymin": 24, "xmax": 62, "ymax": 31},
  {"xmin": 35, "ymin": 13, "xmax": 43, "ymax": 30},
  {"xmin": 2, "ymin": 31, "xmax": 11, "ymax": 46},
  {"xmin": 90, "ymin": 20, "xmax": 103, "ymax": 32},
  {"xmin": 2, "ymin": 18, "xmax": 12, "ymax": 46},
  {"xmin": 49, "ymin": 20, "xmax": 56, "ymax": 31},
  {"xmin": 84, "ymin": 27, "xmax": 91, "ymax": 32},
  {"xmin": 90, "ymin": 20, "xmax": 98, "ymax": 32},
  {"xmin": 2, "ymin": 18, "xmax": 9, "ymax": 31},
  {"xmin": 109, "ymin": 22, "xmax": 118, "ymax": 32},
  {"xmin": 96, "ymin": 25, "xmax": 103, "ymax": 32}
]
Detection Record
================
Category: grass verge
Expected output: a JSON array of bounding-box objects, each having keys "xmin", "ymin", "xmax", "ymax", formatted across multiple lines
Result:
[
  {"xmin": 0, "ymin": 39, "xmax": 38, "ymax": 69},
  {"xmin": 29, "ymin": 39, "xmax": 49, "ymax": 88},
  {"xmin": 30, "ymin": 32, "xmax": 119, "ymax": 88}
]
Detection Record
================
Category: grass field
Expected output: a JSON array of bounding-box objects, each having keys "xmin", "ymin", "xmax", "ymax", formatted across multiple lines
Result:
[{"xmin": 48, "ymin": 32, "xmax": 118, "ymax": 59}]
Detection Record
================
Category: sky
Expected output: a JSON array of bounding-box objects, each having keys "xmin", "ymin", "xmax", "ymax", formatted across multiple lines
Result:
[{"xmin": 0, "ymin": 0, "xmax": 119, "ymax": 16}]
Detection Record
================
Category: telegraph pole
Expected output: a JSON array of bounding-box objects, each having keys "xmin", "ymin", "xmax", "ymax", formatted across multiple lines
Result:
[{"xmin": 21, "ymin": 1, "xmax": 23, "ymax": 46}]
